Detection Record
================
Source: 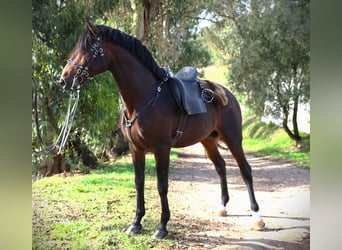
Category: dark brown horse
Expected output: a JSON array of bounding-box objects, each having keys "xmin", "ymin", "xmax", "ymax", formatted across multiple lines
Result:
[{"xmin": 60, "ymin": 20, "xmax": 265, "ymax": 239}]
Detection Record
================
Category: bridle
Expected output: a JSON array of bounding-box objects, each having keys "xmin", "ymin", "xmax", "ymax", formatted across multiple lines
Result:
[
  {"xmin": 34, "ymin": 36, "xmax": 106, "ymax": 155},
  {"xmin": 67, "ymin": 36, "xmax": 105, "ymax": 92}
]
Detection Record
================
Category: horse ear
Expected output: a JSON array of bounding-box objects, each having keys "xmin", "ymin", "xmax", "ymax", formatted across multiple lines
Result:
[{"xmin": 85, "ymin": 20, "xmax": 99, "ymax": 37}]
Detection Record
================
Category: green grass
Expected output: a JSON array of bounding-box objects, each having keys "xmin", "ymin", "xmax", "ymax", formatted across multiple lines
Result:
[
  {"xmin": 241, "ymin": 112, "xmax": 310, "ymax": 167},
  {"xmin": 201, "ymin": 64, "xmax": 229, "ymax": 87},
  {"xmin": 32, "ymin": 150, "xmax": 178, "ymax": 250}
]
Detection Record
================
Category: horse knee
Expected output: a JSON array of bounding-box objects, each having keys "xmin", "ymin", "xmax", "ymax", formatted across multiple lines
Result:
[{"xmin": 135, "ymin": 176, "xmax": 144, "ymax": 190}]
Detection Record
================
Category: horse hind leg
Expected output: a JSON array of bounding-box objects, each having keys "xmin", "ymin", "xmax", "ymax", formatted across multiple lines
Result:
[
  {"xmin": 201, "ymin": 136, "xmax": 229, "ymax": 216},
  {"xmin": 219, "ymin": 128, "xmax": 265, "ymax": 230}
]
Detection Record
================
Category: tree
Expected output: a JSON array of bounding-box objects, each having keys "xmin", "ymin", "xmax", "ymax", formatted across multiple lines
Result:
[
  {"xmin": 137, "ymin": 0, "xmax": 211, "ymax": 71},
  {"xmin": 205, "ymin": 0, "xmax": 310, "ymax": 143}
]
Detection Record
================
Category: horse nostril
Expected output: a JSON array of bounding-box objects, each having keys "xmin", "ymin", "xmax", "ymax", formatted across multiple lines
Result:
[{"xmin": 60, "ymin": 79, "xmax": 65, "ymax": 86}]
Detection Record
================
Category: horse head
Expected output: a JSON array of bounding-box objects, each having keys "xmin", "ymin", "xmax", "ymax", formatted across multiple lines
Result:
[{"xmin": 59, "ymin": 20, "xmax": 107, "ymax": 91}]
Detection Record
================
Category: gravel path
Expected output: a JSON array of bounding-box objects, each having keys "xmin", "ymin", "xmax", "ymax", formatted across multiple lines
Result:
[{"xmin": 167, "ymin": 143, "xmax": 310, "ymax": 249}]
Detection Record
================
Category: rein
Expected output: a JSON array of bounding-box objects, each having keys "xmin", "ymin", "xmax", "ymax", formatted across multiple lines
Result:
[{"xmin": 33, "ymin": 76, "xmax": 80, "ymax": 155}]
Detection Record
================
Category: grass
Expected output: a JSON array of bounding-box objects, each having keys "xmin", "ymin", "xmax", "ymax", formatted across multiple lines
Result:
[
  {"xmin": 241, "ymin": 111, "xmax": 310, "ymax": 167},
  {"xmin": 201, "ymin": 64, "xmax": 229, "ymax": 87},
  {"xmin": 32, "ymin": 150, "xmax": 178, "ymax": 250}
]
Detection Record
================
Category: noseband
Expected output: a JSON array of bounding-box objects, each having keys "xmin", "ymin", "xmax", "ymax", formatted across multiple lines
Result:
[{"xmin": 67, "ymin": 36, "xmax": 105, "ymax": 91}]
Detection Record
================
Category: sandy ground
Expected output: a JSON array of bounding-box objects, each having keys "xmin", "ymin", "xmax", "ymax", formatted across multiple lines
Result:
[{"xmin": 166, "ymin": 143, "xmax": 310, "ymax": 249}]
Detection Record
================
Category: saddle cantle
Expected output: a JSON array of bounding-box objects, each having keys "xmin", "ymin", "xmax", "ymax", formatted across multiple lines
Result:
[{"xmin": 168, "ymin": 66, "xmax": 207, "ymax": 115}]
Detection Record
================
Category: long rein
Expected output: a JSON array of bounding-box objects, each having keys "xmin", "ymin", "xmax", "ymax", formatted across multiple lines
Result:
[{"xmin": 33, "ymin": 76, "xmax": 81, "ymax": 155}]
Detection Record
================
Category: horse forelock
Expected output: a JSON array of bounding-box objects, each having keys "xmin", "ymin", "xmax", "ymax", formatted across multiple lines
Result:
[{"xmin": 69, "ymin": 30, "xmax": 94, "ymax": 58}]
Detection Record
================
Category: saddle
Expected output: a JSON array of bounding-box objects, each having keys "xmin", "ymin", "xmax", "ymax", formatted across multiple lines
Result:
[{"xmin": 168, "ymin": 66, "xmax": 207, "ymax": 115}]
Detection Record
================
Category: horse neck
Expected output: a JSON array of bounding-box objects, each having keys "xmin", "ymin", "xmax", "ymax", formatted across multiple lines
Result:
[{"xmin": 106, "ymin": 44, "xmax": 157, "ymax": 115}]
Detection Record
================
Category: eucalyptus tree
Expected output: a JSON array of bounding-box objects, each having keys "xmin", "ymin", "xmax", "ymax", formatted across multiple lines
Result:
[{"xmin": 135, "ymin": 0, "xmax": 211, "ymax": 71}]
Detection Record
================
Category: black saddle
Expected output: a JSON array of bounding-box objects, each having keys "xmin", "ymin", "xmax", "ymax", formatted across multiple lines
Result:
[{"xmin": 168, "ymin": 66, "xmax": 207, "ymax": 115}]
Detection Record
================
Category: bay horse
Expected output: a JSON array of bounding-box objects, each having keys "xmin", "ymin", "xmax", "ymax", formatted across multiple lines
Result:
[{"xmin": 60, "ymin": 20, "xmax": 265, "ymax": 239}]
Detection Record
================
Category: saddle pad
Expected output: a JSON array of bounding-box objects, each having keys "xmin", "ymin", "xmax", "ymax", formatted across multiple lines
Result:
[{"xmin": 169, "ymin": 77, "xmax": 207, "ymax": 115}]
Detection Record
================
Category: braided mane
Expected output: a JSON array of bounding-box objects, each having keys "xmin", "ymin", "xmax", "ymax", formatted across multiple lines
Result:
[
  {"xmin": 98, "ymin": 25, "xmax": 167, "ymax": 81},
  {"xmin": 74, "ymin": 25, "xmax": 167, "ymax": 81}
]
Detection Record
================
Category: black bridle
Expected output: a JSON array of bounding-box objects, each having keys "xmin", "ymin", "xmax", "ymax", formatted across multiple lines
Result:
[{"xmin": 67, "ymin": 36, "xmax": 105, "ymax": 92}]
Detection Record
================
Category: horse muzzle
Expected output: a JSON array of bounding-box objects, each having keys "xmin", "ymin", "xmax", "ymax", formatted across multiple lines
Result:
[{"xmin": 59, "ymin": 76, "xmax": 81, "ymax": 91}]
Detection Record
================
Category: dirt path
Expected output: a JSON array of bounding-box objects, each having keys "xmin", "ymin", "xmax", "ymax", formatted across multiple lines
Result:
[{"xmin": 167, "ymin": 143, "xmax": 310, "ymax": 249}]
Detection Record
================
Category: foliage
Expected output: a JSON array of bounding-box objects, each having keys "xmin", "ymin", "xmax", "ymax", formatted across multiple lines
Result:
[
  {"xmin": 143, "ymin": 0, "xmax": 211, "ymax": 71},
  {"xmin": 32, "ymin": 0, "xmax": 125, "ymax": 176},
  {"xmin": 203, "ymin": 0, "xmax": 310, "ymax": 142}
]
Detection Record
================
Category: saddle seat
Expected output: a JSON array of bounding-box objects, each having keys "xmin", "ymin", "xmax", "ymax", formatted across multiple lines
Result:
[{"xmin": 168, "ymin": 66, "xmax": 207, "ymax": 115}]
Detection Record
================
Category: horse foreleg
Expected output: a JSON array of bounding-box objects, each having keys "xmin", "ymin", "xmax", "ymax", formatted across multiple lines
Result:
[
  {"xmin": 126, "ymin": 146, "xmax": 146, "ymax": 235},
  {"xmin": 152, "ymin": 146, "xmax": 171, "ymax": 239}
]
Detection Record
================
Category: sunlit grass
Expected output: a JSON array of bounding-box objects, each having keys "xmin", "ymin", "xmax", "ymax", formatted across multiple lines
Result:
[
  {"xmin": 32, "ymin": 150, "xmax": 178, "ymax": 249},
  {"xmin": 201, "ymin": 64, "xmax": 229, "ymax": 87},
  {"xmin": 242, "ymin": 114, "xmax": 310, "ymax": 167}
]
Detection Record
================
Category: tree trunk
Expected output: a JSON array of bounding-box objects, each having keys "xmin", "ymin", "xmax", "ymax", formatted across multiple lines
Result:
[
  {"xmin": 282, "ymin": 104, "xmax": 301, "ymax": 143},
  {"xmin": 70, "ymin": 133, "xmax": 98, "ymax": 168},
  {"xmin": 44, "ymin": 154, "xmax": 70, "ymax": 177},
  {"xmin": 136, "ymin": 0, "xmax": 160, "ymax": 42},
  {"xmin": 111, "ymin": 126, "xmax": 129, "ymax": 156},
  {"xmin": 291, "ymin": 66, "xmax": 302, "ymax": 144},
  {"xmin": 292, "ymin": 94, "xmax": 301, "ymax": 142}
]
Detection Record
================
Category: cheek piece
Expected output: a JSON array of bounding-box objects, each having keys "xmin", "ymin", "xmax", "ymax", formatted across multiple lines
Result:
[{"xmin": 65, "ymin": 36, "xmax": 105, "ymax": 92}]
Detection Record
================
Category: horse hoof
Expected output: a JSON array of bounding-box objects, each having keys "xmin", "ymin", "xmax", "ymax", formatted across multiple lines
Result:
[
  {"xmin": 218, "ymin": 206, "xmax": 228, "ymax": 217},
  {"xmin": 125, "ymin": 224, "xmax": 142, "ymax": 235},
  {"xmin": 252, "ymin": 219, "xmax": 265, "ymax": 231},
  {"xmin": 218, "ymin": 209, "xmax": 228, "ymax": 217},
  {"xmin": 152, "ymin": 229, "xmax": 168, "ymax": 239}
]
